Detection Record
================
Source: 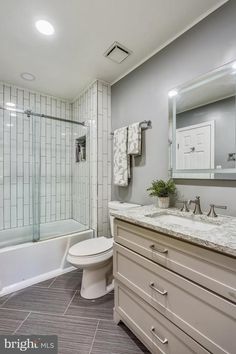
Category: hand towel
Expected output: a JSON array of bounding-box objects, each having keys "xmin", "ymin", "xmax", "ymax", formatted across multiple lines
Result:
[
  {"xmin": 113, "ymin": 127, "xmax": 130, "ymax": 186},
  {"xmin": 128, "ymin": 122, "xmax": 141, "ymax": 155}
]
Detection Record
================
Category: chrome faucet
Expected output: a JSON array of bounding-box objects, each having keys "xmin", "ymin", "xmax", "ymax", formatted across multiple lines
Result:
[
  {"xmin": 207, "ymin": 204, "xmax": 227, "ymax": 217},
  {"xmin": 176, "ymin": 200, "xmax": 189, "ymax": 212},
  {"xmin": 188, "ymin": 196, "xmax": 202, "ymax": 215}
]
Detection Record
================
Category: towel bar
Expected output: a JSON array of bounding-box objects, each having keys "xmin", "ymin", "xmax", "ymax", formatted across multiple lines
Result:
[{"xmin": 110, "ymin": 120, "xmax": 152, "ymax": 135}]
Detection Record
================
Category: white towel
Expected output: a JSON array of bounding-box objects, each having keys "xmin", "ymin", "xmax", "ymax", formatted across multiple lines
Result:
[
  {"xmin": 128, "ymin": 122, "xmax": 141, "ymax": 155},
  {"xmin": 113, "ymin": 127, "xmax": 130, "ymax": 187}
]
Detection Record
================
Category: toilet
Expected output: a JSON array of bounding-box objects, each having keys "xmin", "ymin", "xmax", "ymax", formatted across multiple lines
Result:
[{"xmin": 67, "ymin": 201, "xmax": 140, "ymax": 299}]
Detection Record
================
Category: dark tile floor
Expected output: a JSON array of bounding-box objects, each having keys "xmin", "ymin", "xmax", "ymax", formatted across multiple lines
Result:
[{"xmin": 0, "ymin": 270, "xmax": 149, "ymax": 354}]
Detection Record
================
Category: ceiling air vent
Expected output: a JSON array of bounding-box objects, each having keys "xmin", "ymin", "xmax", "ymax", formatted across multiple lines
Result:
[{"xmin": 104, "ymin": 42, "xmax": 131, "ymax": 63}]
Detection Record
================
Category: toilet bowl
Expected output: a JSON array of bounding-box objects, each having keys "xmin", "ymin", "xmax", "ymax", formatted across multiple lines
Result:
[{"xmin": 67, "ymin": 201, "xmax": 140, "ymax": 299}]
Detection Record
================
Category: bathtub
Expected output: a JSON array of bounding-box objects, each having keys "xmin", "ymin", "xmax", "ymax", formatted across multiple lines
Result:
[{"xmin": 0, "ymin": 228, "xmax": 93, "ymax": 296}]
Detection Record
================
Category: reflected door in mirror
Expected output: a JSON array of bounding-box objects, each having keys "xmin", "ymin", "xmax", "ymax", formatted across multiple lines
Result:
[{"xmin": 176, "ymin": 122, "xmax": 214, "ymax": 178}]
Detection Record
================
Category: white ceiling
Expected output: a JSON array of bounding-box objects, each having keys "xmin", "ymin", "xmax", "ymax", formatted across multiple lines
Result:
[{"xmin": 0, "ymin": 0, "xmax": 228, "ymax": 100}]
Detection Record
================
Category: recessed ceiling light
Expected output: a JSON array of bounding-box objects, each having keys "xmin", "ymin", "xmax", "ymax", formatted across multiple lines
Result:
[
  {"xmin": 35, "ymin": 20, "xmax": 54, "ymax": 35},
  {"xmin": 6, "ymin": 102, "xmax": 15, "ymax": 107},
  {"xmin": 232, "ymin": 62, "xmax": 236, "ymax": 70},
  {"xmin": 21, "ymin": 72, "xmax": 36, "ymax": 81},
  {"xmin": 168, "ymin": 90, "xmax": 178, "ymax": 98}
]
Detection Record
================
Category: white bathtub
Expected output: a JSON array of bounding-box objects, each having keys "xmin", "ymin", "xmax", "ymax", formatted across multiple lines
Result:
[{"xmin": 0, "ymin": 228, "xmax": 93, "ymax": 296}]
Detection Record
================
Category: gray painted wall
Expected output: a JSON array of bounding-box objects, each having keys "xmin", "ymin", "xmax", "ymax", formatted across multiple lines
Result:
[
  {"xmin": 111, "ymin": 0, "xmax": 236, "ymax": 216},
  {"xmin": 176, "ymin": 96, "xmax": 236, "ymax": 169}
]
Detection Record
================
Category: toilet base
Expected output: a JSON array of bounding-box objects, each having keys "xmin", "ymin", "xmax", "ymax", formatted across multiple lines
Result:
[{"xmin": 80, "ymin": 259, "xmax": 114, "ymax": 299}]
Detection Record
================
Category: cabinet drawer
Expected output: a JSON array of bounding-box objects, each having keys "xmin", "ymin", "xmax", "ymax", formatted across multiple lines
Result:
[
  {"xmin": 114, "ymin": 219, "xmax": 236, "ymax": 302},
  {"xmin": 115, "ymin": 282, "xmax": 209, "ymax": 354},
  {"xmin": 114, "ymin": 243, "xmax": 236, "ymax": 354}
]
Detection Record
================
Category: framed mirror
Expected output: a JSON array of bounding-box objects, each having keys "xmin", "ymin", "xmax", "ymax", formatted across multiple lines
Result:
[{"xmin": 169, "ymin": 60, "xmax": 236, "ymax": 180}]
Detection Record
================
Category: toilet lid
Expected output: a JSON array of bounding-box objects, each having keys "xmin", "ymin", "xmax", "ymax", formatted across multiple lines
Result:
[{"xmin": 69, "ymin": 237, "xmax": 113, "ymax": 257}]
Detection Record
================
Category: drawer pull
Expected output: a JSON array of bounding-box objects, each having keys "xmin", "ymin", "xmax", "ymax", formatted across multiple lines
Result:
[
  {"xmin": 150, "ymin": 244, "xmax": 168, "ymax": 254},
  {"xmin": 149, "ymin": 282, "xmax": 168, "ymax": 295},
  {"xmin": 150, "ymin": 326, "xmax": 168, "ymax": 344}
]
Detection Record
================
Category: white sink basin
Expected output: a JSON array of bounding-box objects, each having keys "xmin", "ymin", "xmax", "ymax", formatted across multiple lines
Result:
[{"xmin": 145, "ymin": 213, "xmax": 216, "ymax": 231}]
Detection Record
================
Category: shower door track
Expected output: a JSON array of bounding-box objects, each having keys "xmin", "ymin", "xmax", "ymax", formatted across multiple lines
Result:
[{"xmin": 0, "ymin": 106, "xmax": 85, "ymax": 126}]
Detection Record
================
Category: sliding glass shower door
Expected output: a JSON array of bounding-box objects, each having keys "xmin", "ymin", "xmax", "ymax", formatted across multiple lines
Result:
[
  {"xmin": 0, "ymin": 107, "xmax": 35, "ymax": 247},
  {"xmin": 35, "ymin": 116, "xmax": 90, "ymax": 241},
  {"xmin": 0, "ymin": 104, "xmax": 90, "ymax": 248}
]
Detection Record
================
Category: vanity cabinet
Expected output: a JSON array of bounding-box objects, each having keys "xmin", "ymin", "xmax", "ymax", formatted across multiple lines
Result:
[{"xmin": 113, "ymin": 219, "xmax": 236, "ymax": 354}]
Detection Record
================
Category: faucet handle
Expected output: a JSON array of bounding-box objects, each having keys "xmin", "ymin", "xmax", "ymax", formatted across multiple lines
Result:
[
  {"xmin": 176, "ymin": 200, "xmax": 189, "ymax": 212},
  {"xmin": 207, "ymin": 204, "xmax": 227, "ymax": 218}
]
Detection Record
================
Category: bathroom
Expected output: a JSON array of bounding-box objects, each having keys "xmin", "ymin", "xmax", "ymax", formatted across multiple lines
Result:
[{"xmin": 0, "ymin": 0, "xmax": 235, "ymax": 353}]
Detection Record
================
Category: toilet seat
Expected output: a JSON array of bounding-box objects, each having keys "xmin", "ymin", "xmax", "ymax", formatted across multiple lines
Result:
[
  {"xmin": 69, "ymin": 237, "xmax": 113, "ymax": 257},
  {"xmin": 67, "ymin": 237, "xmax": 113, "ymax": 267}
]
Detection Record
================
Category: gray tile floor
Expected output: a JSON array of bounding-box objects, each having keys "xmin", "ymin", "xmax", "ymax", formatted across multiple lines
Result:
[{"xmin": 0, "ymin": 270, "xmax": 149, "ymax": 354}]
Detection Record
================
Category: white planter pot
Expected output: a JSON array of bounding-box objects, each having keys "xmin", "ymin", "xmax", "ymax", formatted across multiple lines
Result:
[{"xmin": 157, "ymin": 197, "xmax": 170, "ymax": 209}]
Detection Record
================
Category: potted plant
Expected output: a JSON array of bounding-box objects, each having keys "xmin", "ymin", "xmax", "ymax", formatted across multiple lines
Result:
[{"xmin": 147, "ymin": 179, "xmax": 176, "ymax": 209}]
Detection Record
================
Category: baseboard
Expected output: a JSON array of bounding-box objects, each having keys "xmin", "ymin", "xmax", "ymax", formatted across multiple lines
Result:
[{"xmin": 0, "ymin": 265, "xmax": 76, "ymax": 297}]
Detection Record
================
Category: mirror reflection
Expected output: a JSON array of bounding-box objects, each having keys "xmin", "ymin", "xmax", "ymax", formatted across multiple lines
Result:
[{"xmin": 170, "ymin": 61, "xmax": 236, "ymax": 179}]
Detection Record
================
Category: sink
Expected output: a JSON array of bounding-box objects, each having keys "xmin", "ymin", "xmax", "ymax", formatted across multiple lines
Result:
[{"xmin": 145, "ymin": 213, "xmax": 216, "ymax": 231}]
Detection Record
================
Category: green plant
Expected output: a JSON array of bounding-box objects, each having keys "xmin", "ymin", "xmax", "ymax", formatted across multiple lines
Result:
[{"xmin": 147, "ymin": 179, "xmax": 176, "ymax": 198}]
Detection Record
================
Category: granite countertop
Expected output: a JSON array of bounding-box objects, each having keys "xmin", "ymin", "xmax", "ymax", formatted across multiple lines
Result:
[{"xmin": 111, "ymin": 204, "xmax": 236, "ymax": 257}]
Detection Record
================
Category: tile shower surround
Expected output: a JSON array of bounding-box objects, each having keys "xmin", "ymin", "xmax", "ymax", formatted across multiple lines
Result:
[
  {"xmin": 72, "ymin": 81, "xmax": 111, "ymax": 237},
  {"xmin": 97, "ymin": 81, "xmax": 112, "ymax": 237},
  {"xmin": 72, "ymin": 82, "xmax": 97, "ymax": 233},
  {"xmin": 0, "ymin": 82, "xmax": 73, "ymax": 230},
  {"xmin": 0, "ymin": 80, "xmax": 111, "ymax": 236}
]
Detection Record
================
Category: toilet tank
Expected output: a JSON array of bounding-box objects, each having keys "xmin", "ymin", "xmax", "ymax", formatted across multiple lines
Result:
[{"xmin": 108, "ymin": 201, "xmax": 141, "ymax": 237}]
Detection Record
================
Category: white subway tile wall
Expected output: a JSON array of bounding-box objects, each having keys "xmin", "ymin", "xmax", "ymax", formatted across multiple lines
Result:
[
  {"xmin": 72, "ymin": 80, "xmax": 111, "ymax": 236},
  {"xmin": 97, "ymin": 81, "xmax": 112, "ymax": 236},
  {"xmin": 0, "ymin": 80, "xmax": 111, "ymax": 236},
  {"xmin": 71, "ymin": 82, "xmax": 97, "ymax": 230},
  {"xmin": 0, "ymin": 82, "xmax": 74, "ymax": 230}
]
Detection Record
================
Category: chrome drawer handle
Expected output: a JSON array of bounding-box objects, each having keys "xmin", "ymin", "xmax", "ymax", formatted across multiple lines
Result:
[
  {"xmin": 150, "ymin": 244, "xmax": 168, "ymax": 254},
  {"xmin": 150, "ymin": 326, "xmax": 168, "ymax": 344},
  {"xmin": 149, "ymin": 282, "xmax": 168, "ymax": 295}
]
